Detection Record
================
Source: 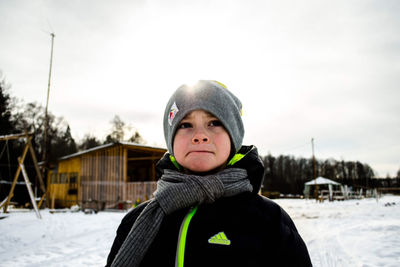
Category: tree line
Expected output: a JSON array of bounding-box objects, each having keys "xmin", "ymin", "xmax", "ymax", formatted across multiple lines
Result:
[{"xmin": 261, "ymin": 154, "xmax": 399, "ymax": 195}]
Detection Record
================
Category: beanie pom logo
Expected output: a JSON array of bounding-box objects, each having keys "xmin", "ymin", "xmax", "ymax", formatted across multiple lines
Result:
[{"xmin": 168, "ymin": 102, "xmax": 179, "ymax": 126}]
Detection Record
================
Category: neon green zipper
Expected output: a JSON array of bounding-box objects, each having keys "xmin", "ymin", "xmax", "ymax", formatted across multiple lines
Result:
[{"xmin": 175, "ymin": 206, "xmax": 198, "ymax": 267}]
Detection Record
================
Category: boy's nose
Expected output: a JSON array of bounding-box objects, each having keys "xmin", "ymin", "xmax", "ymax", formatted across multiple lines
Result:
[{"xmin": 192, "ymin": 132, "xmax": 209, "ymax": 144}]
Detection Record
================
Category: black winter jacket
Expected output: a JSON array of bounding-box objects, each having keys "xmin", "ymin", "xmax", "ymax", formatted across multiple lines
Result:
[{"xmin": 106, "ymin": 146, "xmax": 312, "ymax": 267}]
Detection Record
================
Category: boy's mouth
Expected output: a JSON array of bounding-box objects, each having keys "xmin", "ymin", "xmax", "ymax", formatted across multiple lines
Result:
[{"xmin": 187, "ymin": 150, "xmax": 214, "ymax": 155}]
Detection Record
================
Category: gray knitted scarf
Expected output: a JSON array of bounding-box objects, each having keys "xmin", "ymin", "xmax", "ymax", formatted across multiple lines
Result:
[{"xmin": 111, "ymin": 167, "xmax": 252, "ymax": 267}]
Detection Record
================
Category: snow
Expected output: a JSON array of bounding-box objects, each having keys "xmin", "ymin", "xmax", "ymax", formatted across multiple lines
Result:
[
  {"xmin": 0, "ymin": 210, "xmax": 125, "ymax": 266},
  {"xmin": 1, "ymin": 195, "xmax": 399, "ymax": 267},
  {"xmin": 275, "ymin": 195, "xmax": 400, "ymax": 267}
]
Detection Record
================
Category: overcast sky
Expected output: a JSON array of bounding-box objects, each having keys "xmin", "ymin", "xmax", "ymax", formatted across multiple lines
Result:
[{"xmin": 1, "ymin": 0, "xmax": 399, "ymax": 177}]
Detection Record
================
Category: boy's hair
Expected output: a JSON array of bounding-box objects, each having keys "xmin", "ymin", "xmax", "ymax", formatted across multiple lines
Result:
[{"xmin": 163, "ymin": 80, "xmax": 244, "ymax": 156}]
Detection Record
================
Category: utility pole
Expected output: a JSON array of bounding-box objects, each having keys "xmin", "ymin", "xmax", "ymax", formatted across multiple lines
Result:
[
  {"xmin": 42, "ymin": 32, "xmax": 55, "ymax": 185},
  {"xmin": 312, "ymin": 138, "xmax": 318, "ymax": 201}
]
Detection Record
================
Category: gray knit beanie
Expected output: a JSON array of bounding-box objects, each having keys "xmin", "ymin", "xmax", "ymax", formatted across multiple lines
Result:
[{"xmin": 163, "ymin": 80, "xmax": 244, "ymax": 156}]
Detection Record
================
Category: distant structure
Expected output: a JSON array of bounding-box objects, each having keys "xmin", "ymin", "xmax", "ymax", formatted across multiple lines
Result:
[
  {"xmin": 303, "ymin": 177, "xmax": 344, "ymax": 201},
  {"xmin": 47, "ymin": 142, "xmax": 166, "ymax": 210}
]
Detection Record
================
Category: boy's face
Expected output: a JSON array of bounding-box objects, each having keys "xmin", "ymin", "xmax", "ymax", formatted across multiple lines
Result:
[{"xmin": 173, "ymin": 110, "xmax": 231, "ymax": 173}]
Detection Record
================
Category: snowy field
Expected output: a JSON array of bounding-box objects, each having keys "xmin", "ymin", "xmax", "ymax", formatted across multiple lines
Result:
[
  {"xmin": 0, "ymin": 195, "xmax": 399, "ymax": 267},
  {"xmin": 275, "ymin": 195, "xmax": 400, "ymax": 267}
]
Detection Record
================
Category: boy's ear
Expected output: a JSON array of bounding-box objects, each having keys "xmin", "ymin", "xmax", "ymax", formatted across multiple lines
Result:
[{"xmin": 227, "ymin": 142, "xmax": 236, "ymax": 162}]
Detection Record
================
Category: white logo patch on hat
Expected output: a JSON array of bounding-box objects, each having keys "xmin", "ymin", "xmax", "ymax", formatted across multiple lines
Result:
[{"xmin": 168, "ymin": 102, "xmax": 179, "ymax": 126}]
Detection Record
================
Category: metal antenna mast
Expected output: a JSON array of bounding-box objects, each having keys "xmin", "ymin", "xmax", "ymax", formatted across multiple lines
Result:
[
  {"xmin": 312, "ymin": 138, "xmax": 318, "ymax": 201},
  {"xmin": 43, "ymin": 32, "xmax": 55, "ymax": 172}
]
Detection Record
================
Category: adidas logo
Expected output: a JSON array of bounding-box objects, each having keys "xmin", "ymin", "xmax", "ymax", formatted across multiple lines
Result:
[{"xmin": 208, "ymin": 232, "xmax": 231, "ymax": 245}]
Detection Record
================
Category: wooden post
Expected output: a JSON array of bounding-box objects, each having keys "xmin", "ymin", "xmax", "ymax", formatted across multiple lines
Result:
[
  {"xmin": 3, "ymin": 142, "xmax": 30, "ymax": 213},
  {"xmin": 123, "ymin": 148, "xmax": 127, "ymax": 201},
  {"xmin": 37, "ymin": 192, "xmax": 47, "ymax": 209},
  {"xmin": 151, "ymin": 153, "xmax": 155, "ymax": 181},
  {"xmin": 0, "ymin": 196, "xmax": 9, "ymax": 209},
  {"xmin": 27, "ymin": 135, "xmax": 46, "ymax": 193},
  {"xmin": 20, "ymin": 161, "xmax": 41, "ymax": 219},
  {"xmin": 51, "ymin": 186, "xmax": 56, "ymax": 209},
  {"xmin": 0, "ymin": 132, "xmax": 32, "ymax": 141}
]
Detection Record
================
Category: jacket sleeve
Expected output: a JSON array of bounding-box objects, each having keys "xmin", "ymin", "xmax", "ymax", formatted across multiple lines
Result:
[
  {"xmin": 277, "ymin": 207, "xmax": 312, "ymax": 267},
  {"xmin": 105, "ymin": 203, "xmax": 148, "ymax": 267}
]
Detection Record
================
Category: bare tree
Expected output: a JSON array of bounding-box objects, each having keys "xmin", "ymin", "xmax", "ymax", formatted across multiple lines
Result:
[
  {"xmin": 104, "ymin": 115, "xmax": 146, "ymax": 144},
  {"xmin": 104, "ymin": 115, "xmax": 125, "ymax": 143}
]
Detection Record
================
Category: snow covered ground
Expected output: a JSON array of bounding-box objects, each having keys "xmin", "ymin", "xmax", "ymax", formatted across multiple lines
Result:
[
  {"xmin": 275, "ymin": 195, "xmax": 400, "ymax": 267},
  {"xmin": 0, "ymin": 195, "xmax": 399, "ymax": 267}
]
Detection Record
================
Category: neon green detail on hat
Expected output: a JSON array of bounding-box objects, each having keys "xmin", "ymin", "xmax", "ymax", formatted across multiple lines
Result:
[
  {"xmin": 227, "ymin": 153, "xmax": 245, "ymax": 166},
  {"xmin": 169, "ymin": 155, "xmax": 181, "ymax": 170},
  {"xmin": 213, "ymin": 80, "xmax": 227, "ymax": 89}
]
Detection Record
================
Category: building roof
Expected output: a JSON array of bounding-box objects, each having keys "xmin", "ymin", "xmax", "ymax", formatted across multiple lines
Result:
[
  {"xmin": 57, "ymin": 142, "xmax": 166, "ymax": 161},
  {"xmin": 305, "ymin": 177, "xmax": 341, "ymax": 186}
]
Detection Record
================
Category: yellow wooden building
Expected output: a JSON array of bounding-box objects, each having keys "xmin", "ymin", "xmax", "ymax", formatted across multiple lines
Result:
[{"xmin": 47, "ymin": 142, "xmax": 166, "ymax": 210}]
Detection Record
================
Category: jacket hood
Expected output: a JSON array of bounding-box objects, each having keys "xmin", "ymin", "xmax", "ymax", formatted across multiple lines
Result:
[{"xmin": 155, "ymin": 145, "xmax": 265, "ymax": 194}]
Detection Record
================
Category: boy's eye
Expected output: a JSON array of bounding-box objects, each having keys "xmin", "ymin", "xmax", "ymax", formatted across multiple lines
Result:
[
  {"xmin": 209, "ymin": 120, "xmax": 223, "ymax": 127},
  {"xmin": 178, "ymin": 122, "xmax": 192, "ymax": 129}
]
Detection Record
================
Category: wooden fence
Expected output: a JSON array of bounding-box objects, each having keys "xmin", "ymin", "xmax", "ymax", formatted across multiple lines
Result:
[{"xmin": 80, "ymin": 181, "xmax": 157, "ymax": 210}]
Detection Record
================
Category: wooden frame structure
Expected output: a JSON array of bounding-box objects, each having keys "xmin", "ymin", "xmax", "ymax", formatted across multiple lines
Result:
[
  {"xmin": 47, "ymin": 142, "xmax": 166, "ymax": 210},
  {"xmin": 0, "ymin": 132, "xmax": 46, "ymax": 218}
]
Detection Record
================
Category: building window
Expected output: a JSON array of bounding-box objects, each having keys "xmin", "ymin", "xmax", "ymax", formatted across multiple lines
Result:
[
  {"xmin": 127, "ymin": 162, "xmax": 152, "ymax": 182},
  {"xmin": 68, "ymin": 188, "xmax": 78, "ymax": 195},
  {"xmin": 68, "ymin": 172, "xmax": 78, "ymax": 195},
  {"xmin": 69, "ymin": 173, "xmax": 78, "ymax": 184},
  {"xmin": 59, "ymin": 173, "xmax": 68, "ymax": 184},
  {"xmin": 51, "ymin": 173, "xmax": 59, "ymax": 184}
]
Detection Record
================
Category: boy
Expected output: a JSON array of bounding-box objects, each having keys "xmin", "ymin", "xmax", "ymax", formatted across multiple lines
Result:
[{"xmin": 106, "ymin": 80, "xmax": 311, "ymax": 267}]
